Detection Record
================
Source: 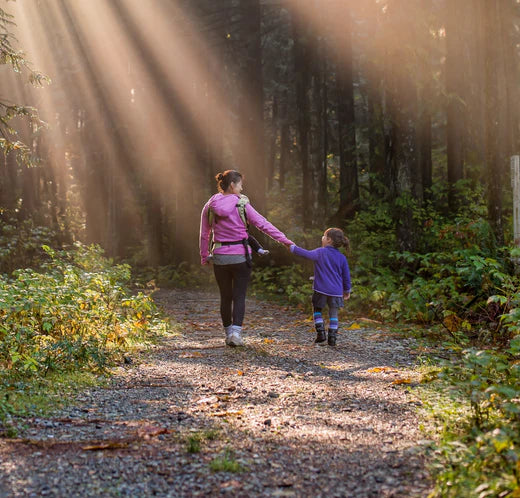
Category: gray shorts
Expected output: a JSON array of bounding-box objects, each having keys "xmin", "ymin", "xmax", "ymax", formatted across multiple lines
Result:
[{"xmin": 312, "ymin": 291, "xmax": 344, "ymax": 309}]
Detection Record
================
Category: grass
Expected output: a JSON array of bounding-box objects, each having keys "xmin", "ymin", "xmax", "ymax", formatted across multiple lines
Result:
[
  {"xmin": 186, "ymin": 433, "xmax": 202, "ymax": 453},
  {"xmin": 185, "ymin": 428, "xmax": 222, "ymax": 453},
  {"xmin": 0, "ymin": 370, "xmax": 106, "ymax": 438},
  {"xmin": 209, "ymin": 449, "xmax": 245, "ymax": 473},
  {"xmin": 1, "ymin": 370, "xmax": 104, "ymax": 418}
]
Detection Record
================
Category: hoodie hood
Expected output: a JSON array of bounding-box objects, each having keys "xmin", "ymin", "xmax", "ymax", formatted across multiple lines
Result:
[{"xmin": 208, "ymin": 193, "xmax": 240, "ymax": 217}]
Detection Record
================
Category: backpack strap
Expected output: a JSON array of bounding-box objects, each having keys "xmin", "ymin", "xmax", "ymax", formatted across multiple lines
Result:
[{"xmin": 236, "ymin": 195, "xmax": 250, "ymax": 228}]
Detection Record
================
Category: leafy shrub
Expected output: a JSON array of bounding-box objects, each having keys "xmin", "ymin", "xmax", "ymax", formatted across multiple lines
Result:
[
  {"xmin": 0, "ymin": 219, "xmax": 56, "ymax": 274},
  {"xmin": 428, "ymin": 337, "xmax": 520, "ymax": 496},
  {"xmin": 0, "ymin": 243, "xmax": 166, "ymax": 384},
  {"xmin": 251, "ymin": 264, "xmax": 313, "ymax": 307}
]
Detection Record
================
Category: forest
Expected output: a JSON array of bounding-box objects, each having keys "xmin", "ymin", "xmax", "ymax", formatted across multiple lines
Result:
[{"xmin": 1, "ymin": 1, "xmax": 520, "ymax": 496}]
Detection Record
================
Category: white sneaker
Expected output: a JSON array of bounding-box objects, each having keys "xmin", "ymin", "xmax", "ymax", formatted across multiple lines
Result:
[
  {"xmin": 225, "ymin": 326, "xmax": 233, "ymax": 346},
  {"xmin": 227, "ymin": 331, "xmax": 244, "ymax": 347}
]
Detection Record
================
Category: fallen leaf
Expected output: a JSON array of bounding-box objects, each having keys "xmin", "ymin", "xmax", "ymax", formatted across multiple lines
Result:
[
  {"xmin": 179, "ymin": 352, "xmax": 204, "ymax": 358},
  {"xmin": 367, "ymin": 367, "xmax": 399, "ymax": 373},
  {"xmin": 392, "ymin": 378, "xmax": 412, "ymax": 385},
  {"xmin": 346, "ymin": 323, "xmax": 362, "ymax": 330},
  {"xmin": 211, "ymin": 410, "xmax": 243, "ymax": 417},
  {"xmin": 136, "ymin": 426, "xmax": 169, "ymax": 438},
  {"xmin": 321, "ymin": 364, "xmax": 343, "ymax": 371},
  {"xmin": 263, "ymin": 338, "xmax": 275, "ymax": 344},
  {"xmin": 237, "ymin": 370, "xmax": 245, "ymax": 376},
  {"xmin": 82, "ymin": 441, "xmax": 128, "ymax": 451},
  {"xmin": 196, "ymin": 396, "xmax": 219, "ymax": 404},
  {"xmin": 358, "ymin": 317, "xmax": 383, "ymax": 324}
]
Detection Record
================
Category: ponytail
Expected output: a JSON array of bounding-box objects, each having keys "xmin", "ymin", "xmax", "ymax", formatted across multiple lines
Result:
[
  {"xmin": 325, "ymin": 227, "xmax": 350, "ymax": 252},
  {"xmin": 215, "ymin": 170, "xmax": 243, "ymax": 193}
]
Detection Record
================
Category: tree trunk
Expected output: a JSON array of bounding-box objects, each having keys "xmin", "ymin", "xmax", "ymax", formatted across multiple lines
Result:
[
  {"xmin": 333, "ymin": 4, "xmax": 358, "ymax": 221},
  {"xmin": 483, "ymin": 0, "xmax": 504, "ymax": 245},
  {"xmin": 445, "ymin": 0, "xmax": 466, "ymax": 211},
  {"xmin": 367, "ymin": 84, "xmax": 386, "ymax": 194},
  {"xmin": 292, "ymin": 7, "xmax": 312, "ymax": 228},
  {"xmin": 417, "ymin": 96, "xmax": 432, "ymax": 202},
  {"xmin": 238, "ymin": 0, "xmax": 265, "ymax": 213},
  {"xmin": 319, "ymin": 56, "xmax": 329, "ymax": 217},
  {"xmin": 279, "ymin": 90, "xmax": 289, "ymax": 190},
  {"xmin": 310, "ymin": 44, "xmax": 324, "ymax": 222},
  {"xmin": 267, "ymin": 96, "xmax": 278, "ymax": 190},
  {"xmin": 385, "ymin": 0, "xmax": 418, "ymax": 252}
]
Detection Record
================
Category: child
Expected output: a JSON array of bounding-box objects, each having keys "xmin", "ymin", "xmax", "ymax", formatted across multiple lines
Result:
[{"xmin": 290, "ymin": 228, "xmax": 351, "ymax": 346}]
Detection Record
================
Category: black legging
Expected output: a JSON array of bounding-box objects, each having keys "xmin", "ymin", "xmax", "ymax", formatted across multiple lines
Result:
[{"xmin": 213, "ymin": 262, "xmax": 252, "ymax": 327}]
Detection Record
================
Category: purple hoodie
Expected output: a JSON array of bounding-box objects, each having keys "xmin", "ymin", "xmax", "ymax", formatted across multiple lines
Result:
[
  {"xmin": 291, "ymin": 245, "xmax": 351, "ymax": 297},
  {"xmin": 199, "ymin": 193, "xmax": 292, "ymax": 264}
]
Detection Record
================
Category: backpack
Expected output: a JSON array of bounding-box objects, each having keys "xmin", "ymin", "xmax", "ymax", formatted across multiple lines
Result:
[
  {"xmin": 208, "ymin": 194, "xmax": 249, "ymax": 229},
  {"xmin": 207, "ymin": 195, "xmax": 253, "ymax": 266}
]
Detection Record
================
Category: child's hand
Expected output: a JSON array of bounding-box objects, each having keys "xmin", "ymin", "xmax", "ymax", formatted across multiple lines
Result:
[{"xmin": 344, "ymin": 292, "xmax": 351, "ymax": 300}]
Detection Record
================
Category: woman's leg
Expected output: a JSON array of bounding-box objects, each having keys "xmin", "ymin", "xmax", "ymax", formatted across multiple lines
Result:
[
  {"xmin": 213, "ymin": 264, "xmax": 233, "ymax": 327},
  {"xmin": 230, "ymin": 262, "xmax": 252, "ymax": 326}
]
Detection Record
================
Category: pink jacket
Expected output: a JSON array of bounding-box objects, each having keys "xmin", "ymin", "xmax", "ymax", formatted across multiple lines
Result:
[{"xmin": 199, "ymin": 193, "xmax": 292, "ymax": 264}]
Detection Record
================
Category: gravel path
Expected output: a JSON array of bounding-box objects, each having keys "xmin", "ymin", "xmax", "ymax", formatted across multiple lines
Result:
[{"xmin": 0, "ymin": 289, "xmax": 431, "ymax": 497}]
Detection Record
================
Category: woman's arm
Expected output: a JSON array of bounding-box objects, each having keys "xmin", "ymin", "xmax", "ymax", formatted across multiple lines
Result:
[
  {"xmin": 246, "ymin": 204, "xmax": 293, "ymax": 246},
  {"xmin": 199, "ymin": 202, "xmax": 212, "ymax": 265}
]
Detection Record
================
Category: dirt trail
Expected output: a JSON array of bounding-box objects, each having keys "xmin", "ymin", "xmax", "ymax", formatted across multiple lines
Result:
[{"xmin": 0, "ymin": 289, "xmax": 431, "ymax": 497}]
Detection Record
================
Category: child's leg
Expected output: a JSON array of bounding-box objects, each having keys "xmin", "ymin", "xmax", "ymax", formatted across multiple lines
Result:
[
  {"xmin": 328, "ymin": 306, "xmax": 339, "ymax": 346},
  {"xmin": 313, "ymin": 307, "xmax": 326, "ymax": 344},
  {"xmin": 248, "ymin": 235, "xmax": 269, "ymax": 255},
  {"xmin": 248, "ymin": 235, "xmax": 261, "ymax": 252}
]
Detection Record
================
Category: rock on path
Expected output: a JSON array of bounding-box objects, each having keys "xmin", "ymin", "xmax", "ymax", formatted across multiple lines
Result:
[{"xmin": 0, "ymin": 288, "xmax": 431, "ymax": 497}]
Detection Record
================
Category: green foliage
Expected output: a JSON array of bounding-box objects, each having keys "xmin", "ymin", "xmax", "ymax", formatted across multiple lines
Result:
[
  {"xmin": 186, "ymin": 433, "xmax": 202, "ymax": 453},
  {"xmin": 209, "ymin": 448, "xmax": 245, "ymax": 473},
  {"xmin": 0, "ymin": 243, "xmax": 167, "ymax": 389},
  {"xmin": 0, "ymin": 220, "xmax": 56, "ymax": 274},
  {"xmin": 184, "ymin": 428, "xmax": 221, "ymax": 453},
  {"xmin": 133, "ymin": 262, "xmax": 216, "ymax": 290},
  {"xmin": 426, "ymin": 338, "xmax": 520, "ymax": 496},
  {"xmin": 251, "ymin": 264, "xmax": 313, "ymax": 307},
  {"xmin": 0, "ymin": 4, "xmax": 49, "ymax": 165},
  {"xmin": 339, "ymin": 183, "xmax": 520, "ymax": 345}
]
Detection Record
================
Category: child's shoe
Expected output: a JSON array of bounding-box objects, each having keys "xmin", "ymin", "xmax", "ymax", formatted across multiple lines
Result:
[
  {"xmin": 314, "ymin": 324, "xmax": 326, "ymax": 344},
  {"xmin": 327, "ymin": 329, "xmax": 337, "ymax": 346}
]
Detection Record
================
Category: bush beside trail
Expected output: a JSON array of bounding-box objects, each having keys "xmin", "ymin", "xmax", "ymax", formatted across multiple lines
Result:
[{"xmin": 0, "ymin": 243, "xmax": 169, "ymax": 420}]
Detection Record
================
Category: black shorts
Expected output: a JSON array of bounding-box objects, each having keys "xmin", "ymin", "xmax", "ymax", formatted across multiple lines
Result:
[{"xmin": 312, "ymin": 291, "xmax": 344, "ymax": 309}]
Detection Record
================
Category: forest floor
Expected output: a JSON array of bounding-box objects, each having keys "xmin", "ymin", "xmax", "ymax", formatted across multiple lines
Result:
[{"xmin": 0, "ymin": 288, "xmax": 432, "ymax": 497}]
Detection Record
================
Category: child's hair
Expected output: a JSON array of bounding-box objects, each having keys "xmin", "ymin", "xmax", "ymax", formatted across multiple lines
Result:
[
  {"xmin": 215, "ymin": 170, "xmax": 243, "ymax": 193},
  {"xmin": 325, "ymin": 227, "xmax": 350, "ymax": 251}
]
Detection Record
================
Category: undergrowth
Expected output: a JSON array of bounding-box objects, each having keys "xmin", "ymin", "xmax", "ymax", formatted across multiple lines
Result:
[
  {"xmin": 419, "ymin": 336, "xmax": 520, "ymax": 497},
  {"xmin": 0, "ymin": 243, "xmax": 171, "ymax": 425}
]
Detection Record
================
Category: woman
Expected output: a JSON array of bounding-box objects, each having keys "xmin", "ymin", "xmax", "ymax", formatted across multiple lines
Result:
[{"xmin": 200, "ymin": 170, "xmax": 293, "ymax": 347}]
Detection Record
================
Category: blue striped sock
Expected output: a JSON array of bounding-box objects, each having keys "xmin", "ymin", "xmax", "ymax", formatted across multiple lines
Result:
[
  {"xmin": 313, "ymin": 312, "xmax": 324, "ymax": 326},
  {"xmin": 329, "ymin": 317, "xmax": 338, "ymax": 330}
]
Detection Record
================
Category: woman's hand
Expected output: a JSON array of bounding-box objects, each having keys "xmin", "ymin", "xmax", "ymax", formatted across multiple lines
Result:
[{"xmin": 284, "ymin": 241, "xmax": 294, "ymax": 251}]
